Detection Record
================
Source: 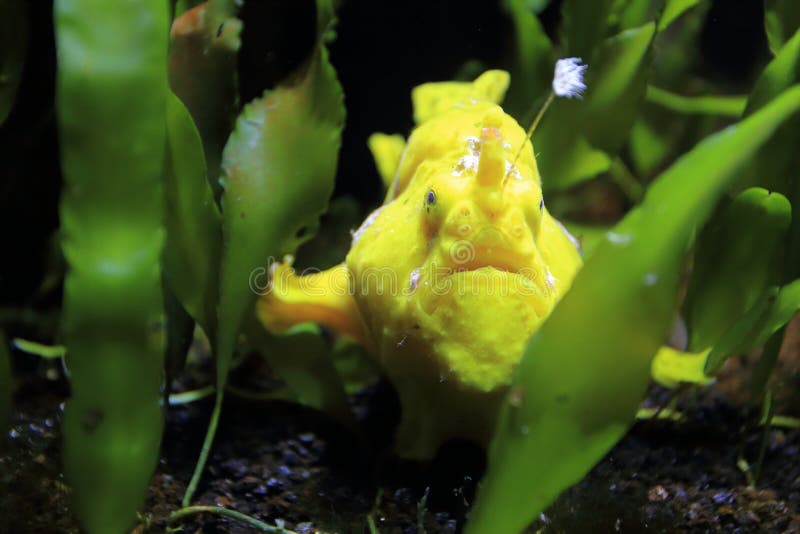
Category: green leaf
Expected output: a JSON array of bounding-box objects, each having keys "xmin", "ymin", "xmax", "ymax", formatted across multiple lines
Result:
[
  {"xmin": 466, "ymin": 85, "xmax": 800, "ymax": 534},
  {"xmin": 561, "ymin": 221, "xmax": 614, "ymax": 257},
  {"xmin": 245, "ymin": 319, "xmax": 352, "ymax": 425},
  {"xmin": 746, "ymin": 29, "xmax": 800, "ymax": 115},
  {"xmin": 500, "ymin": 0, "xmax": 554, "ymax": 122},
  {"xmin": 183, "ymin": 0, "xmax": 345, "ymax": 507},
  {"xmin": 704, "ymin": 288, "xmax": 778, "ymax": 374},
  {"xmin": 629, "ymin": 112, "xmax": 672, "ymax": 176},
  {"xmin": 582, "ymin": 22, "xmax": 656, "ymax": 152},
  {"xmin": 163, "ymin": 91, "xmax": 222, "ymax": 337},
  {"xmin": 610, "ymin": 0, "xmax": 664, "ymax": 32},
  {"xmin": 740, "ymin": 29, "xmax": 800, "ymax": 279},
  {"xmin": 765, "ymin": 0, "xmax": 800, "ymax": 55},
  {"xmin": 561, "ymin": 0, "xmax": 616, "ymax": 59},
  {"xmin": 11, "ymin": 338, "xmax": 66, "ymax": 359},
  {"xmin": 705, "ymin": 279, "xmax": 800, "ymax": 374},
  {"xmin": 535, "ymin": 118, "xmax": 611, "ymax": 191},
  {"xmin": 684, "ymin": 188, "xmax": 791, "ymax": 350},
  {"xmin": 536, "ymin": 23, "xmax": 656, "ymax": 190},
  {"xmin": 0, "ymin": 0, "xmax": 27, "ymax": 125},
  {"xmin": 659, "ymin": 0, "xmax": 702, "ymax": 31},
  {"xmin": 54, "ymin": 0, "xmax": 169, "ymax": 532},
  {"xmin": 646, "ymin": 85, "xmax": 747, "ymax": 116},
  {"xmin": 215, "ymin": 0, "xmax": 344, "ymax": 391},
  {"xmin": 169, "ymin": 1, "xmax": 241, "ymax": 199}
]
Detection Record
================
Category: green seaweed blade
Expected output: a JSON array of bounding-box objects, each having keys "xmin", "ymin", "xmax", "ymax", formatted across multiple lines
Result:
[
  {"xmin": 54, "ymin": 0, "xmax": 169, "ymax": 532},
  {"xmin": 466, "ymin": 85, "xmax": 800, "ymax": 534}
]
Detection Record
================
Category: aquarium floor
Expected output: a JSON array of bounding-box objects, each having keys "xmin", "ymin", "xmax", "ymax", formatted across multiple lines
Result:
[{"xmin": 2, "ymin": 333, "xmax": 799, "ymax": 533}]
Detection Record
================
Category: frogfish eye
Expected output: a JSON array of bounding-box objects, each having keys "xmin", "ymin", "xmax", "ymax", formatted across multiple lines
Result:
[{"xmin": 425, "ymin": 189, "xmax": 436, "ymax": 210}]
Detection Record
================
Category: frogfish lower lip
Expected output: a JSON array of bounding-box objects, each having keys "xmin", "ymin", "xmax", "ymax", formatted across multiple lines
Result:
[
  {"xmin": 442, "ymin": 241, "xmax": 537, "ymax": 282},
  {"xmin": 416, "ymin": 264, "xmax": 551, "ymax": 319}
]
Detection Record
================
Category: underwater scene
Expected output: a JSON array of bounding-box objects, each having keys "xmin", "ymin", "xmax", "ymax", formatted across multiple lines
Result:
[{"xmin": 2, "ymin": 0, "xmax": 800, "ymax": 532}]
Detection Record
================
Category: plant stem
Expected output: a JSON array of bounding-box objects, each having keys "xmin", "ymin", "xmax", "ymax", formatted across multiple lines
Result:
[
  {"xmin": 168, "ymin": 505, "xmax": 297, "ymax": 533},
  {"xmin": 182, "ymin": 391, "xmax": 223, "ymax": 506}
]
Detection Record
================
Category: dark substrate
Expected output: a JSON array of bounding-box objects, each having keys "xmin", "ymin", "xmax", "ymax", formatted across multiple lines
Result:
[{"xmin": 1, "ymin": 346, "xmax": 799, "ymax": 534}]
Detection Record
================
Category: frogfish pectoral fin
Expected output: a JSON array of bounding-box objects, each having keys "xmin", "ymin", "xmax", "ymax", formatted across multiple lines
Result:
[{"xmin": 256, "ymin": 261, "xmax": 368, "ymax": 346}]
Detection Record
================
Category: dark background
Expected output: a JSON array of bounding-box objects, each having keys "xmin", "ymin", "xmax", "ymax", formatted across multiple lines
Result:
[{"xmin": 0, "ymin": 0, "xmax": 769, "ymax": 309}]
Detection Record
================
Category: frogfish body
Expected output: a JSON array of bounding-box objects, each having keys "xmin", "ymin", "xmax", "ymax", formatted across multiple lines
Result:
[{"xmin": 258, "ymin": 71, "xmax": 583, "ymax": 459}]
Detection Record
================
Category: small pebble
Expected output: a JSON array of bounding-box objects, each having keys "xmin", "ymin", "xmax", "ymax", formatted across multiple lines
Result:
[
  {"xmin": 712, "ymin": 491, "xmax": 735, "ymax": 505},
  {"xmin": 648, "ymin": 485, "xmax": 669, "ymax": 502}
]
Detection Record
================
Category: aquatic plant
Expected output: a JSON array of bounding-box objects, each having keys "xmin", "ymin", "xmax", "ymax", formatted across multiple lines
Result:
[{"xmin": 1, "ymin": 0, "xmax": 799, "ymax": 532}]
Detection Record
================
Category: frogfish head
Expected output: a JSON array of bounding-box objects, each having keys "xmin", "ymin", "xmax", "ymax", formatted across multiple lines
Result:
[{"xmin": 347, "ymin": 101, "xmax": 582, "ymax": 395}]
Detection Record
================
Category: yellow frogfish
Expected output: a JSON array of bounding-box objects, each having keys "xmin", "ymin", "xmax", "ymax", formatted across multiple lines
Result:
[{"xmin": 257, "ymin": 71, "xmax": 583, "ymax": 459}]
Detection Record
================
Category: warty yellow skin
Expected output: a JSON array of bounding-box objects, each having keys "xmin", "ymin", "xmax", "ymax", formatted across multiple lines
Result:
[{"xmin": 258, "ymin": 71, "xmax": 583, "ymax": 459}]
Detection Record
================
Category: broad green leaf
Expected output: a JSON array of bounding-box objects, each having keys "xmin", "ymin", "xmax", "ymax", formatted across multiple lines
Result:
[
  {"xmin": 747, "ymin": 281, "xmax": 800, "ymax": 397},
  {"xmin": 466, "ymin": 85, "xmax": 800, "ymax": 534},
  {"xmin": 704, "ymin": 288, "xmax": 779, "ymax": 373},
  {"xmin": 630, "ymin": 1, "xmax": 712, "ymax": 177},
  {"xmin": 0, "ymin": 0, "xmax": 27, "ymax": 125},
  {"xmin": 55, "ymin": 0, "xmax": 169, "ymax": 532},
  {"xmin": 684, "ymin": 188, "xmax": 791, "ymax": 350},
  {"xmin": 629, "ymin": 111, "xmax": 672, "ymax": 176},
  {"xmin": 562, "ymin": 220, "xmax": 613, "ymax": 258},
  {"xmin": 536, "ymin": 23, "xmax": 655, "ymax": 190},
  {"xmin": 245, "ymin": 319, "xmax": 352, "ymax": 425},
  {"xmin": 169, "ymin": 1, "xmax": 241, "ymax": 199},
  {"xmin": 746, "ymin": 29, "xmax": 800, "ymax": 115},
  {"xmin": 582, "ymin": 22, "xmax": 656, "ymax": 152},
  {"xmin": 183, "ymin": 0, "xmax": 345, "ymax": 507},
  {"xmin": 650, "ymin": 0, "xmax": 710, "ymax": 87},
  {"xmin": 765, "ymin": 0, "xmax": 800, "ymax": 55},
  {"xmin": 535, "ymin": 118, "xmax": 611, "ymax": 191},
  {"xmin": 740, "ymin": 29, "xmax": 800, "ymax": 279},
  {"xmin": 0, "ymin": 331, "xmax": 10, "ymax": 430},
  {"xmin": 215, "ymin": 0, "xmax": 344, "ymax": 391},
  {"xmin": 561, "ymin": 0, "xmax": 616, "ymax": 59},
  {"xmin": 659, "ymin": 0, "xmax": 702, "ymax": 31},
  {"xmin": 500, "ymin": 0, "xmax": 554, "ymax": 122},
  {"xmin": 610, "ymin": 0, "xmax": 664, "ymax": 32},
  {"xmin": 646, "ymin": 85, "xmax": 747, "ymax": 116},
  {"xmin": 163, "ymin": 91, "xmax": 222, "ymax": 336},
  {"xmin": 705, "ymin": 279, "xmax": 800, "ymax": 374}
]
